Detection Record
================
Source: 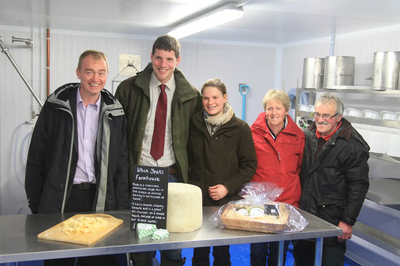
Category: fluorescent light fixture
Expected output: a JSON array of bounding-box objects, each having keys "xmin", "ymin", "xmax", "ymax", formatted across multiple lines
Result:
[{"xmin": 168, "ymin": 3, "xmax": 244, "ymax": 39}]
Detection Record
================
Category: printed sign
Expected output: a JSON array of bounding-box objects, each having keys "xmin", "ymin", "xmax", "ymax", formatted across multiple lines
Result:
[{"xmin": 131, "ymin": 166, "xmax": 169, "ymax": 230}]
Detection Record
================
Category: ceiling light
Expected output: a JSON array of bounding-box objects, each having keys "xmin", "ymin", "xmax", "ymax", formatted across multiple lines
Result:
[{"xmin": 168, "ymin": 3, "xmax": 244, "ymax": 39}]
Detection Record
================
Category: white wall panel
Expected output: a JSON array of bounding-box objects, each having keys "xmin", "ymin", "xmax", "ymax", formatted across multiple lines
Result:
[
  {"xmin": 49, "ymin": 33, "xmax": 154, "ymax": 94},
  {"xmin": 199, "ymin": 43, "xmax": 276, "ymax": 124},
  {"xmin": 0, "ymin": 28, "xmax": 45, "ymax": 215}
]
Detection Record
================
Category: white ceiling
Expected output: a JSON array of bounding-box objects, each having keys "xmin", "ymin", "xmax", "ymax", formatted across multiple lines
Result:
[{"xmin": 1, "ymin": 0, "xmax": 400, "ymax": 44}]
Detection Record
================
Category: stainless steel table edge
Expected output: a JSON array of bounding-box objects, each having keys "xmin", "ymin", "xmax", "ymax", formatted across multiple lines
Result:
[{"xmin": 0, "ymin": 207, "xmax": 342, "ymax": 264}]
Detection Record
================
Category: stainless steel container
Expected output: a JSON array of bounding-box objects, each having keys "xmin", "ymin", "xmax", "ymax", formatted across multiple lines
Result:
[
  {"xmin": 302, "ymin": 58, "xmax": 325, "ymax": 89},
  {"xmin": 370, "ymin": 51, "xmax": 400, "ymax": 91},
  {"xmin": 323, "ymin": 56, "xmax": 355, "ymax": 88}
]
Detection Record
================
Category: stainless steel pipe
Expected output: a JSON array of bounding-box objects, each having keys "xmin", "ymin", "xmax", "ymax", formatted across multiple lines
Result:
[
  {"xmin": 12, "ymin": 36, "xmax": 33, "ymax": 47},
  {"xmin": 0, "ymin": 36, "xmax": 43, "ymax": 108}
]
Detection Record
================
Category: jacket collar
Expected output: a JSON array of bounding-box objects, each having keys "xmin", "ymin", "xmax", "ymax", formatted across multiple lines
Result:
[
  {"xmin": 193, "ymin": 110, "xmax": 238, "ymax": 136},
  {"xmin": 252, "ymin": 112, "xmax": 299, "ymax": 137},
  {"xmin": 47, "ymin": 83, "xmax": 121, "ymax": 110},
  {"xmin": 308, "ymin": 118, "xmax": 369, "ymax": 151},
  {"xmin": 309, "ymin": 117, "xmax": 352, "ymax": 143}
]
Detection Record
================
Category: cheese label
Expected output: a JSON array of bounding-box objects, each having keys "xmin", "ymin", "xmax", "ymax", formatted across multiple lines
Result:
[{"xmin": 131, "ymin": 166, "xmax": 169, "ymax": 230}]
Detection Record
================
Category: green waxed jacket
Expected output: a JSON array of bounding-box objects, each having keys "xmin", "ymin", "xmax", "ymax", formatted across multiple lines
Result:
[{"xmin": 115, "ymin": 63, "xmax": 202, "ymax": 183}]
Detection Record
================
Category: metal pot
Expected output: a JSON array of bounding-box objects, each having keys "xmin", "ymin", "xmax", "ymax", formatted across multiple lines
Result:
[
  {"xmin": 302, "ymin": 58, "xmax": 325, "ymax": 89},
  {"xmin": 369, "ymin": 51, "xmax": 400, "ymax": 91},
  {"xmin": 323, "ymin": 56, "xmax": 355, "ymax": 88}
]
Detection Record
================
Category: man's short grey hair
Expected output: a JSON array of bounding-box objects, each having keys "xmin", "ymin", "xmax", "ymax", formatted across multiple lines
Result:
[{"xmin": 315, "ymin": 92, "xmax": 344, "ymax": 116}]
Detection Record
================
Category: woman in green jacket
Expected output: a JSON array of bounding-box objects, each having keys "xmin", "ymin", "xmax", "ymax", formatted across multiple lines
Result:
[{"xmin": 188, "ymin": 78, "xmax": 257, "ymax": 266}]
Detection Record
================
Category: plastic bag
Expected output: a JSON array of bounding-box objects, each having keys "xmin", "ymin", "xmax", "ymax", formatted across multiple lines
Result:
[{"xmin": 209, "ymin": 182, "xmax": 308, "ymax": 233}]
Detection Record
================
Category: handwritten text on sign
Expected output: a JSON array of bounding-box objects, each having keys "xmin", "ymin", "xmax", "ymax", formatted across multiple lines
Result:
[{"xmin": 131, "ymin": 166, "xmax": 168, "ymax": 230}]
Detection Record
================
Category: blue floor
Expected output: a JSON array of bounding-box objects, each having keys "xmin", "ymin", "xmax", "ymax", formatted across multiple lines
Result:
[
  {"xmin": 155, "ymin": 243, "xmax": 361, "ymax": 266},
  {"xmin": 2, "ymin": 243, "xmax": 361, "ymax": 265}
]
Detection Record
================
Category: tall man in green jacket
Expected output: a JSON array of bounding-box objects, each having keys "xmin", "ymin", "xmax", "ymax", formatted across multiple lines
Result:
[{"xmin": 115, "ymin": 35, "xmax": 202, "ymax": 266}]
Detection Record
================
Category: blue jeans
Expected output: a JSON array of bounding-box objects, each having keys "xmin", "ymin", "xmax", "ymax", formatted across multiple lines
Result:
[
  {"xmin": 168, "ymin": 174, "xmax": 181, "ymax": 183},
  {"xmin": 250, "ymin": 241, "xmax": 290, "ymax": 266}
]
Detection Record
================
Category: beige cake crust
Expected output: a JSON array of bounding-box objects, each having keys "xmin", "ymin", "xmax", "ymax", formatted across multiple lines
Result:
[{"xmin": 221, "ymin": 203, "xmax": 289, "ymax": 233}]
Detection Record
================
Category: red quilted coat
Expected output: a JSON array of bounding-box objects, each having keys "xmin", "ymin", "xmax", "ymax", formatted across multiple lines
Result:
[{"xmin": 251, "ymin": 112, "xmax": 305, "ymax": 207}]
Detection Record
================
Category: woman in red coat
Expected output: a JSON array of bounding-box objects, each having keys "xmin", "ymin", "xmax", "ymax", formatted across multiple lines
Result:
[{"xmin": 250, "ymin": 89, "xmax": 305, "ymax": 266}]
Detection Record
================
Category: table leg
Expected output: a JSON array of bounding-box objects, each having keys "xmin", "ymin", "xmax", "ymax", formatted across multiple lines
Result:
[
  {"xmin": 278, "ymin": 240, "xmax": 284, "ymax": 266},
  {"xmin": 314, "ymin": 237, "xmax": 323, "ymax": 266}
]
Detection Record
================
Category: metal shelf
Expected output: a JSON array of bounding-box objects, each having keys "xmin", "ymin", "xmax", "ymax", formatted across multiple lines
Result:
[
  {"xmin": 295, "ymin": 87, "xmax": 400, "ymax": 119},
  {"xmin": 353, "ymin": 221, "xmax": 400, "ymax": 256},
  {"xmin": 298, "ymin": 87, "xmax": 400, "ymax": 95},
  {"xmin": 370, "ymin": 153, "xmax": 400, "ymax": 164},
  {"xmin": 298, "ymin": 111, "xmax": 400, "ymax": 129},
  {"xmin": 366, "ymin": 178, "xmax": 400, "ymax": 207}
]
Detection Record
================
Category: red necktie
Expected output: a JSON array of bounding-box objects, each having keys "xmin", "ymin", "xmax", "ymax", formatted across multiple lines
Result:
[{"xmin": 150, "ymin": 84, "xmax": 167, "ymax": 161}]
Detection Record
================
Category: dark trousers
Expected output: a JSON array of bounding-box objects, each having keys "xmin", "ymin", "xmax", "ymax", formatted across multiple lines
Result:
[
  {"xmin": 192, "ymin": 246, "xmax": 230, "ymax": 266},
  {"xmin": 44, "ymin": 185, "xmax": 119, "ymax": 266},
  {"xmin": 250, "ymin": 241, "xmax": 290, "ymax": 266},
  {"xmin": 293, "ymin": 240, "xmax": 346, "ymax": 266}
]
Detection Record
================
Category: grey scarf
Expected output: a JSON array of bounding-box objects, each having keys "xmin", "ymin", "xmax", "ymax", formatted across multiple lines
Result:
[{"xmin": 203, "ymin": 103, "xmax": 234, "ymax": 136}]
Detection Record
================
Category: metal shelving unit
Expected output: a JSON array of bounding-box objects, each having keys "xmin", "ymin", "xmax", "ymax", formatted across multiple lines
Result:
[
  {"xmin": 298, "ymin": 111, "xmax": 400, "ymax": 129},
  {"xmin": 294, "ymin": 87, "xmax": 400, "ymax": 120}
]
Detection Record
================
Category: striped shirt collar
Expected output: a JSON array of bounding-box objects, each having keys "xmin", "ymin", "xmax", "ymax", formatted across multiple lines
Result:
[
  {"xmin": 76, "ymin": 86, "xmax": 101, "ymax": 109},
  {"xmin": 150, "ymin": 72, "xmax": 176, "ymax": 91}
]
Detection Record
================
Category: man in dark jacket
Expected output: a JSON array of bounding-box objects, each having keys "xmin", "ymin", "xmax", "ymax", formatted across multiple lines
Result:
[
  {"xmin": 293, "ymin": 93, "xmax": 369, "ymax": 266},
  {"xmin": 25, "ymin": 50, "xmax": 129, "ymax": 266},
  {"xmin": 115, "ymin": 35, "xmax": 202, "ymax": 266}
]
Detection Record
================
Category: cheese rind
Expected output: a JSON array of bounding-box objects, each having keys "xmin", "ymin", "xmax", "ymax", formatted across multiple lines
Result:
[{"xmin": 166, "ymin": 183, "xmax": 202, "ymax": 233}]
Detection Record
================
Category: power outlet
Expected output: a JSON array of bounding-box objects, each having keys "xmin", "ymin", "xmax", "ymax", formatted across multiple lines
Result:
[{"xmin": 119, "ymin": 54, "xmax": 141, "ymax": 77}]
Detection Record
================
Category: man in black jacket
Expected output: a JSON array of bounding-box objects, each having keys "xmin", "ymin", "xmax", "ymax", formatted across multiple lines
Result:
[
  {"xmin": 293, "ymin": 93, "xmax": 369, "ymax": 266},
  {"xmin": 25, "ymin": 50, "xmax": 129, "ymax": 266}
]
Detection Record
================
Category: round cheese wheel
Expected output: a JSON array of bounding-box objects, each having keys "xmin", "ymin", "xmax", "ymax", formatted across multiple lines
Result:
[{"xmin": 166, "ymin": 183, "xmax": 202, "ymax": 233}]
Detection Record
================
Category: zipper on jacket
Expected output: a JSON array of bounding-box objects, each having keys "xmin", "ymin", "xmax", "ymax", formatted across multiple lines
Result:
[
  {"xmin": 55, "ymin": 106, "xmax": 74, "ymax": 214},
  {"xmin": 278, "ymin": 152, "xmax": 281, "ymax": 161}
]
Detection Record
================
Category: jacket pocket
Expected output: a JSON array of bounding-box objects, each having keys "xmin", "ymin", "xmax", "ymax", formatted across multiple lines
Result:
[
  {"xmin": 189, "ymin": 130, "xmax": 203, "ymax": 150},
  {"xmin": 318, "ymin": 203, "xmax": 343, "ymax": 226},
  {"xmin": 218, "ymin": 130, "xmax": 237, "ymax": 150},
  {"xmin": 322, "ymin": 167, "xmax": 340, "ymax": 195}
]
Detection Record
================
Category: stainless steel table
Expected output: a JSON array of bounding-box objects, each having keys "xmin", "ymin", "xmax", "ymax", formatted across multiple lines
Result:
[
  {"xmin": 366, "ymin": 178, "xmax": 400, "ymax": 210},
  {"xmin": 0, "ymin": 207, "xmax": 341, "ymax": 265}
]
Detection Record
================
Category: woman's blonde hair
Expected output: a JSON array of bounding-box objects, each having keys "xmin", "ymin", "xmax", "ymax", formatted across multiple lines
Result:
[{"xmin": 262, "ymin": 89, "xmax": 290, "ymax": 111}]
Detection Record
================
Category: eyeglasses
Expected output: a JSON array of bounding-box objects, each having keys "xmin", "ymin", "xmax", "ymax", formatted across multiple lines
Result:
[{"xmin": 314, "ymin": 112, "xmax": 338, "ymax": 120}]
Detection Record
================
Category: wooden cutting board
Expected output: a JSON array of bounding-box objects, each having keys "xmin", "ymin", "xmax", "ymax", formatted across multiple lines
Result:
[{"xmin": 38, "ymin": 214, "xmax": 123, "ymax": 246}]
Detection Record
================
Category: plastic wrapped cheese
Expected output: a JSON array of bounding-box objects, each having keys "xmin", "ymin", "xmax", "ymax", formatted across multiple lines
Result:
[{"xmin": 166, "ymin": 183, "xmax": 202, "ymax": 233}]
